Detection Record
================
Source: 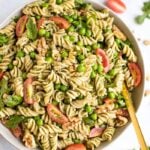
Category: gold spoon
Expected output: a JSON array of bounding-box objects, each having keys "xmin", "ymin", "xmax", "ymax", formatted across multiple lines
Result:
[{"xmin": 122, "ymin": 83, "xmax": 147, "ymax": 150}]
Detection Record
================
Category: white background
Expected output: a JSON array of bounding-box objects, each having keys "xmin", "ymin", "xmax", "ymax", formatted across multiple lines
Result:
[{"xmin": 0, "ymin": 0, "xmax": 150, "ymax": 150}]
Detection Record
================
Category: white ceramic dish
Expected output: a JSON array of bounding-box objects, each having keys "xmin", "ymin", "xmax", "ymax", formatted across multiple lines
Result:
[{"xmin": 0, "ymin": 0, "xmax": 145, "ymax": 150}]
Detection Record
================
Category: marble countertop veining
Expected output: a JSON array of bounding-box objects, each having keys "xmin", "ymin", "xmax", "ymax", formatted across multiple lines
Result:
[{"xmin": 0, "ymin": 0, "xmax": 150, "ymax": 150}]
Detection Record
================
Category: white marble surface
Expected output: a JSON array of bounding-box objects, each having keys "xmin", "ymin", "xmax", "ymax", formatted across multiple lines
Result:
[{"xmin": 0, "ymin": 0, "xmax": 150, "ymax": 150}]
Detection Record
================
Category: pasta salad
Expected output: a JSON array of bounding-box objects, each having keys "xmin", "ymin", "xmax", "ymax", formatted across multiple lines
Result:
[{"xmin": 0, "ymin": 0, "xmax": 142, "ymax": 149}]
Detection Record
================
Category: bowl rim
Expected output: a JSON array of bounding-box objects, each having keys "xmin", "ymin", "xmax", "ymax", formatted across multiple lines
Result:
[{"xmin": 0, "ymin": 0, "xmax": 145, "ymax": 150}]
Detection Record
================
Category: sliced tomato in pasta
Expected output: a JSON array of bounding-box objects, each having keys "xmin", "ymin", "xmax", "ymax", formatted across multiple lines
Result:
[
  {"xmin": 128, "ymin": 63, "xmax": 142, "ymax": 87},
  {"xmin": 37, "ymin": 17, "xmax": 45, "ymax": 30},
  {"xmin": 96, "ymin": 48, "xmax": 110, "ymax": 73},
  {"xmin": 104, "ymin": 98, "xmax": 116, "ymax": 104},
  {"xmin": 49, "ymin": 16, "xmax": 70, "ymax": 29},
  {"xmin": 16, "ymin": 15, "xmax": 28, "ymax": 37},
  {"xmin": 23, "ymin": 77, "xmax": 34, "ymax": 104},
  {"xmin": 47, "ymin": 103, "xmax": 68, "ymax": 124},
  {"xmin": 65, "ymin": 144, "xmax": 86, "ymax": 150},
  {"xmin": 106, "ymin": 0, "xmax": 126, "ymax": 13},
  {"xmin": 0, "ymin": 72, "xmax": 4, "ymax": 80},
  {"xmin": 11, "ymin": 126, "xmax": 22, "ymax": 138},
  {"xmin": 89, "ymin": 127, "xmax": 105, "ymax": 138}
]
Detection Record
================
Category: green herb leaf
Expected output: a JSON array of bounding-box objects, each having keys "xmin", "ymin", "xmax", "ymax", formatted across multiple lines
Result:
[
  {"xmin": 0, "ymin": 79, "xmax": 9, "ymax": 110},
  {"xmin": 4, "ymin": 95, "xmax": 23, "ymax": 108},
  {"xmin": 142, "ymin": 1, "xmax": 150, "ymax": 15},
  {"xmin": 26, "ymin": 18, "xmax": 38, "ymax": 40},
  {"xmin": 0, "ymin": 34, "xmax": 9, "ymax": 46},
  {"xmin": 6, "ymin": 115, "xmax": 25, "ymax": 128},
  {"xmin": 135, "ymin": 15, "xmax": 146, "ymax": 24}
]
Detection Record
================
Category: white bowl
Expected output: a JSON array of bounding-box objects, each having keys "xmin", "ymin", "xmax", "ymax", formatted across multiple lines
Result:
[{"xmin": 0, "ymin": 0, "xmax": 145, "ymax": 150}]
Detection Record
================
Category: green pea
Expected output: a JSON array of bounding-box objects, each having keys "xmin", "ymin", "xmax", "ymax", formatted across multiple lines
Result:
[
  {"xmin": 92, "ymin": 64, "xmax": 98, "ymax": 71},
  {"xmin": 86, "ymin": 45, "xmax": 92, "ymax": 52},
  {"xmin": 118, "ymin": 100, "xmax": 126, "ymax": 107},
  {"xmin": 69, "ymin": 36, "xmax": 76, "ymax": 42},
  {"xmin": 90, "ymin": 71, "xmax": 96, "ymax": 79},
  {"xmin": 52, "ymin": 100, "xmax": 59, "ymax": 106},
  {"xmin": 38, "ymin": 28, "xmax": 46, "ymax": 37},
  {"xmin": 97, "ymin": 65, "xmax": 103, "ymax": 74},
  {"xmin": 41, "ymin": 3, "xmax": 49, "ymax": 8},
  {"xmin": 61, "ymin": 50, "xmax": 68, "ymax": 59},
  {"xmin": 29, "ymin": 51, "xmax": 36, "ymax": 59},
  {"xmin": 90, "ymin": 113, "xmax": 97, "ymax": 121},
  {"xmin": 0, "ymin": 55, "xmax": 3, "ymax": 63},
  {"xmin": 8, "ymin": 63, "xmax": 14, "ymax": 70},
  {"xmin": 45, "ymin": 31, "xmax": 51, "ymax": 38},
  {"xmin": 73, "ymin": 21, "xmax": 80, "ymax": 27},
  {"xmin": 36, "ymin": 118, "xmax": 43, "ymax": 126},
  {"xmin": 60, "ymin": 84, "xmax": 68, "ymax": 92},
  {"xmin": 54, "ymin": 84, "xmax": 61, "ymax": 90},
  {"xmin": 77, "ymin": 54, "xmax": 85, "ymax": 62},
  {"xmin": 45, "ymin": 57, "xmax": 53, "ymax": 63},
  {"xmin": 77, "ymin": 64, "xmax": 86, "ymax": 72},
  {"xmin": 56, "ymin": 0, "xmax": 63, "ymax": 4},
  {"xmin": 109, "ymin": 69, "xmax": 116, "ymax": 76},
  {"xmin": 83, "ymin": 117, "xmax": 95, "ymax": 125},
  {"xmin": 77, "ymin": 41, "xmax": 83, "ymax": 47},
  {"xmin": 22, "ymin": 72, "xmax": 27, "ymax": 80},
  {"xmin": 108, "ymin": 92, "xmax": 116, "ymax": 99},
  {"xmin": 35, "ymin": 15, "xmax": 41, "ymax": 20},
  {"xmin": 84, "ymin": 104, "xmax": 93, "ymax": 114},
  {"xmin": 79, "ymin": 28, "xmax": 86, "ymax": 35},
  {"xmin": 71, "ymin": 14, "xmax": 78, "ymax": 20},
  {"xmin": 68, "ymin": 26, "xmax": 75, "ymax": 32},
  {"xmin": 68, "ymin": 17, "xmax": 74, "ymax": 23},
  {"xmin": 85, "ymin": 29, "xmax": 92, "ymax": 37},
  {"xmin": 64, "ymin": 35, "xmax": 70, "ymax": 40},
  {"xmin": 16, "ymin": 50, "xmax": 25, "ymax": 58},
  {"xmin": 92, "ymin": 43, "xmax": 99, "ymax": 50},
  {"xmin": 115, "ymin": 103, "xmax": 119, "ymax": 109}
]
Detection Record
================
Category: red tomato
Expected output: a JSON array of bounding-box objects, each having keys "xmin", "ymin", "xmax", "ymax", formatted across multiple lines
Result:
[
  {"xmin": 106, "ymin": 0, "xmax": 126, "ymax": 13},
  {"xmin": 49, "ymin": 16, "xmax": 70, "ymax": 29},
  {"xmin": 96, "ymin": 48, "xmax": 110, "ymax": 73},
  {"xmin": 11, "ymin": 126, "xmax": 22, "ymax": 138},
  {"xmin": 37, "ymin": 17, "xmax": 45, "ymax": 30},
  {"xmin": 89, "ymin": 127, "xmax": 105, "ymax": 138},
  {"xmin": 47, "ymin": 103, "xmax": 68, "ymax": 124},
  {"xmin": 23, "ymin": 77, "xmax": 34, "ymax": 104},
  {"xmin": 128, "ymin": 63, "xmax": 142, "ymax": 87},
  {"xmin": 0, "ymin": 72, "xmax": 4, "ymax": 80},
  {"xmin": 16, "ymin": 15, "xmax": 28, "ymax": 37},
  {"xmin": 103, "ymin": 98, "xmax": 116, "ymax": 104},
  {"xmin": 65, "ymin": 144, "xmax": 86, "ymax": 150}
]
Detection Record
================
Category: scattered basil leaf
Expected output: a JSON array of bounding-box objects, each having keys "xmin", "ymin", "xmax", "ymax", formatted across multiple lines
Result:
[
  {"xmin": 0, "ymin": 34, "xmax": 9, "ymax": 46},
  {"xmin": 26, "ymin": 18, "xmax": 38, "ymax": 40},
  {"xmin": 0, "ymin": 79, "xmax": 9, "ymax": 110},
  {"xmin": 4, "ymin": 95, "xmax": 23, "ymax": 108},
  {"xmin": 6, "ymin": 115, "xmax": 25, "ymax": 128},
  {"xmin": 135, "ymin": 1, "xmax": 150, "ymax": 24}
]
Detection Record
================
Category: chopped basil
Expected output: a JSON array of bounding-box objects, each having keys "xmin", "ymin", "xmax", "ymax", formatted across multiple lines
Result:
[{"xmin": 26, "ymin": 18, "xmax": 38, "ymax": 40}]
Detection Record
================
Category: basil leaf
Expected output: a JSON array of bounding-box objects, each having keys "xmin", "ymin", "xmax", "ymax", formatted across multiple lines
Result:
[
  {"xmin": 4, "ymin": 95, "xmax": 23, "ymax": 108},
  {"xmin": 0, "ymin": 79, "xmax": 9, "ymax": 110},
  {"xmin": 26, "ymin": 18, "xmax": 38, "ymax": 40},
  {"xmin": 0, "ymin": 34, "xmax": 9, "ymax": 46},
  {"xmin": 6, "ymin": 115, "xmax": 25, "ymax": 128}
]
